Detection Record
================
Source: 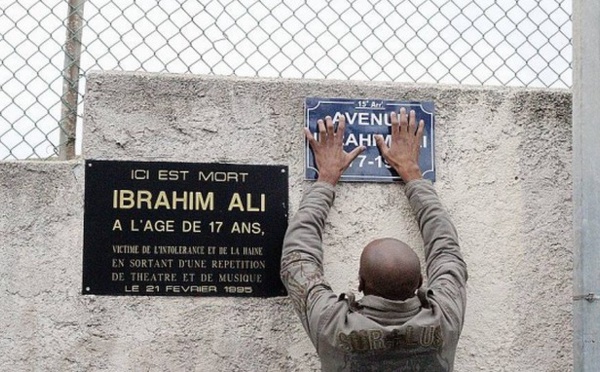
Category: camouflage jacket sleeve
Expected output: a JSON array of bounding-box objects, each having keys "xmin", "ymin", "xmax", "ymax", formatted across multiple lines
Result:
[
  {"xmin": 280, "ymin": 181, "xmax": 339, "ymax": 348},
  {"xmin": 405, "ymin": 179, "xmax": 468, "ymax": 334}
]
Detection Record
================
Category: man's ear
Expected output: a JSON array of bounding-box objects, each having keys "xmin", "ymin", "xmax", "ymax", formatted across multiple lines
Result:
[
  {"xmin": 358, "ymin": 276, "xmax": 365, "ymax": 293},
  {"xmin": 418, "ymin": 274, "xmax": 423, "ymax": 289}
]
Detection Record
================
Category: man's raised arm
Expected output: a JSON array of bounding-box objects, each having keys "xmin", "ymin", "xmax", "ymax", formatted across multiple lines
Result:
[
  {"xmin": 280, "ymin": 115, "xmax": 364, "ymax": 343},
  {"xmin": 376, "ymin": 108, "xmax": 467, "ymax": 328}
]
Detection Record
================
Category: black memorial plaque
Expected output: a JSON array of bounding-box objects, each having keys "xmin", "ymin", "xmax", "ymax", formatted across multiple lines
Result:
[{"xmin": 83, "ymin": 160, "xmax": 289, "ymax": 297}]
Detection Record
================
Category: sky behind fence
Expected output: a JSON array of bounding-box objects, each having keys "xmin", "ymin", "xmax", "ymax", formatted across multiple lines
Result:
[{"xmin": 0, "ymin": 0, "xmax": 572, "ymax": 160}]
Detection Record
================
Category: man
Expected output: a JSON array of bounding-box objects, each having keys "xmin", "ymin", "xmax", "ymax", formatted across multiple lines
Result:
[{"xmin": 280, "ymin": 108, "xmax": 468, "ymax": 371}]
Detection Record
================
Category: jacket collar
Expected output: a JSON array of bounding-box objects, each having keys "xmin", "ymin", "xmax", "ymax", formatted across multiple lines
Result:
[{"xmin": 353, "ymin": 288, "xmax": 430, "ymax": 326}]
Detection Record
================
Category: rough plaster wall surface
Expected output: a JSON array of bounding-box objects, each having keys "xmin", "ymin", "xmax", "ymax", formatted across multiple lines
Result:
[{"xmin": 0, "ymin": 71, "xmax": 571, "ymax": 371}]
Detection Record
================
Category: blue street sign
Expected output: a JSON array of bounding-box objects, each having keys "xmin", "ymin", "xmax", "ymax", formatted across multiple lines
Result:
[{"xmin": 304, "ymin": 97, "xmax": 435, "ymax": 182}]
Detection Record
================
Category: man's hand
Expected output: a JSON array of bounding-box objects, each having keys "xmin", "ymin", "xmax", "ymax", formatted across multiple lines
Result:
[
  {"xmin": 305, "ymin": 115, "xmax": 365, "ymax": 186},
  {"xmin": 375, "ymin": 108, "xmax": 424, "ymax": 182}
]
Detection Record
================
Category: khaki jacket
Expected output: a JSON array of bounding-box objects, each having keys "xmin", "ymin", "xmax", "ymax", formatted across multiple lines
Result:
[{"xmin": 281, "ymin": 180, "xmax": 467, "ymax": 371}]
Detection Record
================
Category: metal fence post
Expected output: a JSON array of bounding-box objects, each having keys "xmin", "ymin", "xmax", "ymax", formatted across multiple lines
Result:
[
  {"xmin": 573, "ymin": 0, "xmax": 600, "ymax": 370},
  {"xmin": 58, "ymin": 0, "xmax": 85, "ymax": 160}
]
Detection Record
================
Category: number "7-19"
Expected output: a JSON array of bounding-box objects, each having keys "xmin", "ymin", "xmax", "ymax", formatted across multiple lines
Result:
[{"xmin": 349, "ymin": 155, "xmax": 391, "ymax": 169}]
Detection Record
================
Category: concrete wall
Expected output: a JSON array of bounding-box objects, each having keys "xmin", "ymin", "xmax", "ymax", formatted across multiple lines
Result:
[{"xmin": 0, "ymin": 71, "xmax": 572, "ymax": 371}]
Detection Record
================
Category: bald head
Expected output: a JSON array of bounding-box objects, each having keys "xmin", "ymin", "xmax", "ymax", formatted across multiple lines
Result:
[{"xmin": 359, "ymin": 238, "xmax": 422, "ymax": 301}]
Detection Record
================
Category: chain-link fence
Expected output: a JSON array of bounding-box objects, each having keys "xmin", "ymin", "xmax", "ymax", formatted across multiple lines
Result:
[{"xmin": 1, "ymin": 0, "xmax": 572, "ymax": 160}]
